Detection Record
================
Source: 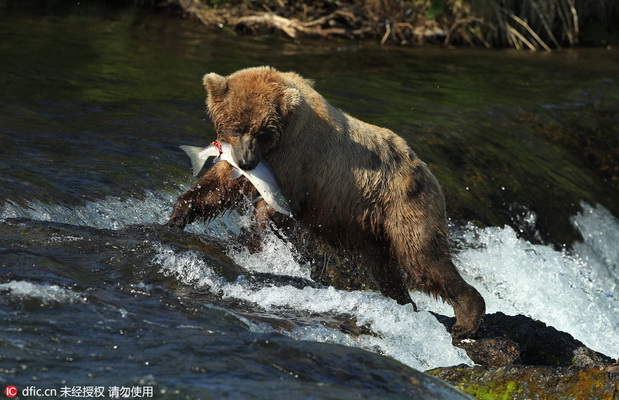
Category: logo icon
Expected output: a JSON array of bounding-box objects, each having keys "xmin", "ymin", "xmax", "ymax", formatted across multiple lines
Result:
[{"xmin": 4, "ymin": 386, "xmax": 18, "ymax": 398}]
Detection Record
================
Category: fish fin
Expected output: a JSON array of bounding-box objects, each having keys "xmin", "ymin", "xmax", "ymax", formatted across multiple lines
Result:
[
  {"xmin": 180, "ymin": 145, "xmax": 207, "ymax": 176},
  {"xmin": 244, "ymin": 162, "xmax": 293, "ymax": 217},
  {"xmin": 230, "ymin": 168, "xmax": 242, "ymax": 179}
]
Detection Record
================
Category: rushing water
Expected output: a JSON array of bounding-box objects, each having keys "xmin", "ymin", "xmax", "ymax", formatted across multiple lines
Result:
[{"xmin": 1, "ymin": 1, "xmax": 618, "ymax": 399}]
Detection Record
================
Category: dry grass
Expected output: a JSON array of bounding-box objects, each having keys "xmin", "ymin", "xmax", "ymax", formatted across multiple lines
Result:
[
  {"xmin": 450, "ymin": 0, "xmax": 618, "ymax": 50},
  {"xmin": 167, "ymin": 0, "xmax": 618, "ymax": 50},
  {"xmin": 470, "ymin": 0, "xmax": 579, "ymax": 50}
]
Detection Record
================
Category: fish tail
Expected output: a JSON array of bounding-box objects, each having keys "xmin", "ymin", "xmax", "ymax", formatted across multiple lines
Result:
[{"xmin": 179, "ymin": 145, "xmax": 207, "ymax": 176}]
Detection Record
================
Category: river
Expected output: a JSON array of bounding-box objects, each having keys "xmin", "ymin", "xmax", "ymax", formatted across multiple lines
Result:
[{"xmin": 0, "ymin": 1, "xmax": 617, "ymax": 399}]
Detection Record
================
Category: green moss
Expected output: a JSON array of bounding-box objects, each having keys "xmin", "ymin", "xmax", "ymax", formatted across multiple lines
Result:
[
  {"xmin": 430, "ymin": 366, "xmax": 617, "ymax": 400},
  {"xmin": 463, "ymin": 380, "xmax": 520, "ymax": 400}
]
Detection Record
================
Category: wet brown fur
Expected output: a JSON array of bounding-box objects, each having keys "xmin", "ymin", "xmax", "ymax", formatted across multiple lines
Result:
[{"xmin": 168, "ymin": 66, "xmax": 485, "ymax": 338}]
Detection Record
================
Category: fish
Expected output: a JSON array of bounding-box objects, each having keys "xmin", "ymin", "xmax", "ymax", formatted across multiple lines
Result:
[{"xmin": 179, "ymin": 141, "xmax": 292, "ymax": 217}]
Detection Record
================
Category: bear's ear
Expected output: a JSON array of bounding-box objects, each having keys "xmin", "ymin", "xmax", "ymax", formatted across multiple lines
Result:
[
  {"xmin": 203, "ymin": 73, "xmax": 228, "ymax": 101},
  {"xmin": 279, "ymin": 87, "xmax": 301, "ymax": 115}
]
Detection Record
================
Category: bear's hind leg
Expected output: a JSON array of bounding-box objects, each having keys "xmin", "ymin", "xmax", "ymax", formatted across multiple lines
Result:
[
  {"xmin": 385, "ymin": 225, "xmax": 485, "ymax": 338},
  {"xmin": 431, "ymin": 259, "xmax": 486, "ymax": 338}
]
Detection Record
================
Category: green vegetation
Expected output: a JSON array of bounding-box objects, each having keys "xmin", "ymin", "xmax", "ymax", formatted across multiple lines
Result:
[{"xmin": 462, "ymin": 380, "xmax": 520, "ymax": 400}]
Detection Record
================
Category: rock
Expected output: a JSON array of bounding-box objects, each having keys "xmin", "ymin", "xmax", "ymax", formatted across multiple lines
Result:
[
  {"xmin": 455, "ymin": 337, "xmax": 520, "ymax": 368},
  {"xmin": 428, "ymin": 312, "xmax": 619, "ymax": 399},
  {"xmin": 433, "ymin": 312, "xmax": 615, "ymax": 368}
]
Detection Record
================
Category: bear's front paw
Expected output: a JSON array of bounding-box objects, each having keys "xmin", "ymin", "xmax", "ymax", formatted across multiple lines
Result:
[
  {"xmin": 450, "ymin": 322, "xmax": 479, "ymax": 339},
  {"xmin": 166, "ymin": 215, "xmax": 188, "ymax": 231}
]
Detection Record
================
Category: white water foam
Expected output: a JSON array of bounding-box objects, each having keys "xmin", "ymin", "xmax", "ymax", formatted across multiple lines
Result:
[
  {"xmin": 445, "ymin": 202, "xmax": 618, "ymax": 359},
  {"xmin": 155, "ymin": 201, "xmax": 619, "ymax": 365},
  {"xmin": 3, "ymin": 193, "xmax": 618, "ymax": 361},
  {"xmin": 570, "ymin": 203, "xmax": 619, "ymax": 292},
  {"xmin": 0, "ymin": 192, "xmax": 175, "ymax": 230},
  {"xmin": 0, "ymin": 191, "xmax": 243, "ymax": 239},
  {"xmin": 0, "ymin": 281, "xmax": 84, "ymax": 305},
  {"xmin": 153, "ymin": 245, "xmax": 472, "ymax": 370},
  {"xmin": 227, "ymin": 229, "xmax": 312, "ymax": 280}
]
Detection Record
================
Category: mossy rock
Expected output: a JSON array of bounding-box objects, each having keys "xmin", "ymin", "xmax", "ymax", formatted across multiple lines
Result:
[{"xmin": 427, "ymin": 365, "xmax": 619, "ymax": 400}]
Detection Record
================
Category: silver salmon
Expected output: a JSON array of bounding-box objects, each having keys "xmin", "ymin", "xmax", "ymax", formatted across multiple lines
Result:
[{"xmin": 179, "ymin": 141, "xmax": 292, "ymax": 217}]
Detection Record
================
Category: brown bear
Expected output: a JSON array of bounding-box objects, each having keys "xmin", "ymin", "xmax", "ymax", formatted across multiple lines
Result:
[{"xmin": 168, "ymin": 66, "xmax": 485, "ymax": 338}]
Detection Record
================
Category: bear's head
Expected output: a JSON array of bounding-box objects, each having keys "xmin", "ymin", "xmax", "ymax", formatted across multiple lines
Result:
[{"xmin": 203, "ymin": 66, "xmax": 301, "ymax": 170}]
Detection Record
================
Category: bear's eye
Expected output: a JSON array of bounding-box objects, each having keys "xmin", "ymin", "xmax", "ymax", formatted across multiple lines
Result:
[{"xmin": 257, "ymin": 128, "xmax": 276, "ymax": 144}]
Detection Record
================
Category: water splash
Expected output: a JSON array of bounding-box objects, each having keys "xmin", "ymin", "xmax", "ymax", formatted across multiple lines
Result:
[
  {"xmin": 0, "ymin": 192, "xmax": 175, "ymax": 230},
  {"xmin": 155, "ymin": 201, "xmax": 619, "ymax": 362},
  {"xmin": 570, "ymin": 202, "xmax": 619, "ymax": 290},
  {"xmin": 0, "ymin": 191, "xmax": 246, "ymax": 239},
  {"xmin": 446, "ymin": 203, "xmax": 619, "ymax": 359},
  {"xmin": 0, "ymin": 281, "xmax": 85, "ymax": 306},
  {"xmin": 153, "ymin": 245, "xmax": 472, "ymax": 371},
  {"xmin": 3, "ymin": 193, "xmax": 618, "ymax": 361},
  {"xmin": 226, "ymin": 229, "xmax": 312, "ymax": 280}
]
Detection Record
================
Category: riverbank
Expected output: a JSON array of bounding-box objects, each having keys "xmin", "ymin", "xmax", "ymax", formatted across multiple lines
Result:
[{"xmin": 163, "ymin": 0, "xmax": 618, "ymax": 50}]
